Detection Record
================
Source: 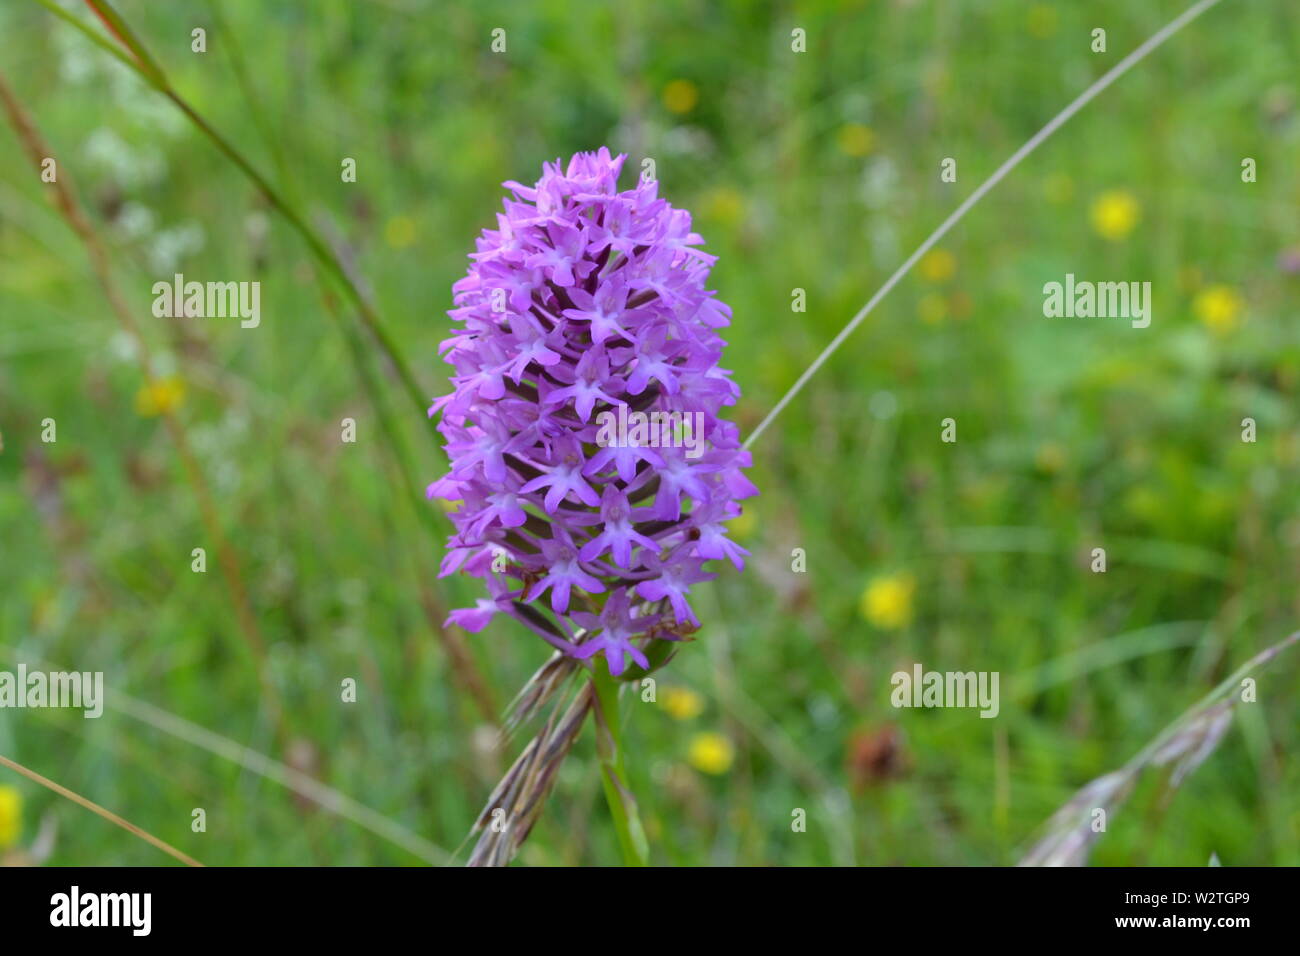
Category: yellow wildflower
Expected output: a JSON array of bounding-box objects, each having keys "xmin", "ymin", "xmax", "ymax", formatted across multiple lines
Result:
[
  {"xmin": 0, "ymin": 786, "xmax": 20, "ymax": 849},
  {"xmin": 134, "ymin": 376, "xmax": 185, "ymax": 417},
  {"xmin": 860, "ymin": 573, "xmax": 916, "ymax": 630},
  {"xmin": 1090, "ymin": 190, "xmax": 1140, "ymax": 241},
  {"xmin": 687, "ymin": 732, "xmax": 734, "ymax": 775},
  {"xmin": 661, "ymin": 686, "xmax": 705, "ymax": 721},
  {"xmin": 1194, "ymin": 284, "xmax": 1244, "ymax": 335}
]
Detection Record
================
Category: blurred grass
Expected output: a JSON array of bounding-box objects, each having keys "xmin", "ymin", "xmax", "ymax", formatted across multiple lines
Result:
[{"xmin": 0, "ymin": 0, "xmax": 1298, "ymax": 865}]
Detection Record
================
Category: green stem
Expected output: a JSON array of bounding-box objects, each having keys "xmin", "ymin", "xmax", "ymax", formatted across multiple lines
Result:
[{"xmin": 590, "ymin": 662, "xmax": 650, "ymax": 867}]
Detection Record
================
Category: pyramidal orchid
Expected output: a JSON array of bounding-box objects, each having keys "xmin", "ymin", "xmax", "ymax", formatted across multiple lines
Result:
[
  {"xmin": 430, "ymin": 148, "xmax": 755, "ymax": 866},
  {"xmin": 430, "ymin": 148, "xmax": 756, "ymax": 677}
]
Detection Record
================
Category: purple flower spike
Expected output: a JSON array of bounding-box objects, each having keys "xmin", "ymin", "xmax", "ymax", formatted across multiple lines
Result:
[{"xmin": 432, "ymin": 148, "xmax": 755, "ymax": 674}]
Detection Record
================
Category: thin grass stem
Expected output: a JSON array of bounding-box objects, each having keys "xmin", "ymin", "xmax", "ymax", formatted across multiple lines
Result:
[{"xmin": 0, "ymin": 753, "xmax": 203, "ymax": 866}]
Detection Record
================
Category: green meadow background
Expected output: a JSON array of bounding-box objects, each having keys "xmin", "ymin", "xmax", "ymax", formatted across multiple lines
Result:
[{"xmin": 1, "ymin": 0, "xmax": 1298, "ymax": 866}]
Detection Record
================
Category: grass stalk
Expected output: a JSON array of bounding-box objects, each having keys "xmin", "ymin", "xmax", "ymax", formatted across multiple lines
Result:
[
  {"xmin": 1019, "ymin": 630, "xmax": 1300, "ymax": 866},
  {"xmin": 0, "ymin": 753, "xmax": 203, "ymax": 866}
]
